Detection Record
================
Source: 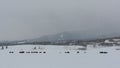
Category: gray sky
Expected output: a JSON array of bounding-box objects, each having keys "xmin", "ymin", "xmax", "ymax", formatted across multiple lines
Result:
[{"xmin": 0, "ymin": 0, "xmax": 120, "ymax": 40}]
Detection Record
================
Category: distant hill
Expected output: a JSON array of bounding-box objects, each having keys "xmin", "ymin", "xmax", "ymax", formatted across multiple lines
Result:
[
  {"xmin": 31, "ymin": 31, "xmax": 120, "ymax": 42},
  {"xmin": 1, "ymin": 31, "xmax": 120, "ymax": 46}
]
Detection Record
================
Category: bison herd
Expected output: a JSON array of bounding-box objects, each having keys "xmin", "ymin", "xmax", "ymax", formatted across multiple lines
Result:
[
  {"xmin": 9, "ymin": 51, "xmax": 109, "ymax": 54},
  {"xmin": 8, "ymin": 51, "xmax": 88, "ymax": 54}
]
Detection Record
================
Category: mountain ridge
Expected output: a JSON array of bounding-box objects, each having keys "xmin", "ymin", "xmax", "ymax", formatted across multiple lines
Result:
[{"xmin": 30, "ymin": 31, "xmax": 120, "ymax": 42}]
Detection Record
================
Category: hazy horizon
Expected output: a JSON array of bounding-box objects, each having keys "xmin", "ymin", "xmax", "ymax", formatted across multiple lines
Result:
[{"xmin": 0, "ymin": 0, "xmax": 120, "ymax": 41}]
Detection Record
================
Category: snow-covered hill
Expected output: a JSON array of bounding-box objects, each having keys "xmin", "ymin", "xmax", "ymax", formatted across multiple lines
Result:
[{"xmin": 0, "ymin": 45, "xmax": 120, "ymax": 68}]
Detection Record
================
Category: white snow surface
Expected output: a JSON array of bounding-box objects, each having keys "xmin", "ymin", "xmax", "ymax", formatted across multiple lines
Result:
[{"xmin": 0, "ymin": 45, "xmax": 120, "ymax": 68}]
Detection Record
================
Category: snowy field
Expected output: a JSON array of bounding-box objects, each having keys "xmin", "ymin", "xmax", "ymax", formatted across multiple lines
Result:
[{"xmin": 0, "ymin": 45, "xmax": 120, "ymax": 68}]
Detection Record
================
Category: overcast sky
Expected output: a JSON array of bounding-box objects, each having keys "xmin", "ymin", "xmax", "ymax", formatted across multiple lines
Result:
[{"xmin": 0, "ymin": 0, "xmax": 120, "ymax": 40}]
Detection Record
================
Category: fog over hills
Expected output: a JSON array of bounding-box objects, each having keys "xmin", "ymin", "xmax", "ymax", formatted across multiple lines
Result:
[{"xmin": 32, "ymin": 30, "xmax": 120, "ymax": 42}]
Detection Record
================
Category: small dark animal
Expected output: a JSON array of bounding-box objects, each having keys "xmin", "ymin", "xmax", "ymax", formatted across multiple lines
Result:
[
  {"xmin": 77, "ymin": 51, "xmax": 79, "ymax": 53},
  {"xmin": 65, "ymin": 51, "xmax": 70, "ymax": 53},
  {"xmin": 31, "ymin": 51, "xmax": 38, "ymax": 53},
  {"xmin": 9, "ymin": 51, "xmax": 14, "ymax": 53},
  {"xmin": 43, "ymin": 51, "xmax": 46, "ymax": 53},
  {"xmin": 26, "ymin": 52, "xmax": 30, "ymax": 53},
  {"xmin": 99, "ymin": 51, "xmax": 108, "ymax": 54},
  {"xmin": 39, "ymin": 52, "xmax": 42, "ymax": 53},
  {"xmin": 19, "ymin": 51, "xmax": 25, "ymax": 53}
]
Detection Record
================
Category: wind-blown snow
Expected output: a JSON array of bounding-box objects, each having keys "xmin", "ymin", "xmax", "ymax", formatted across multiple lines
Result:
[{"xmin": 0, "ymin": 45, "xmax": 120, "ymax": 68}]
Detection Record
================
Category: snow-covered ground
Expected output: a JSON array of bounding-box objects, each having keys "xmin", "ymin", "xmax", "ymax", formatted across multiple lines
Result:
[{"xmin": 0, "ymin": 45, "xmax": 120, "ymax": 68}]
